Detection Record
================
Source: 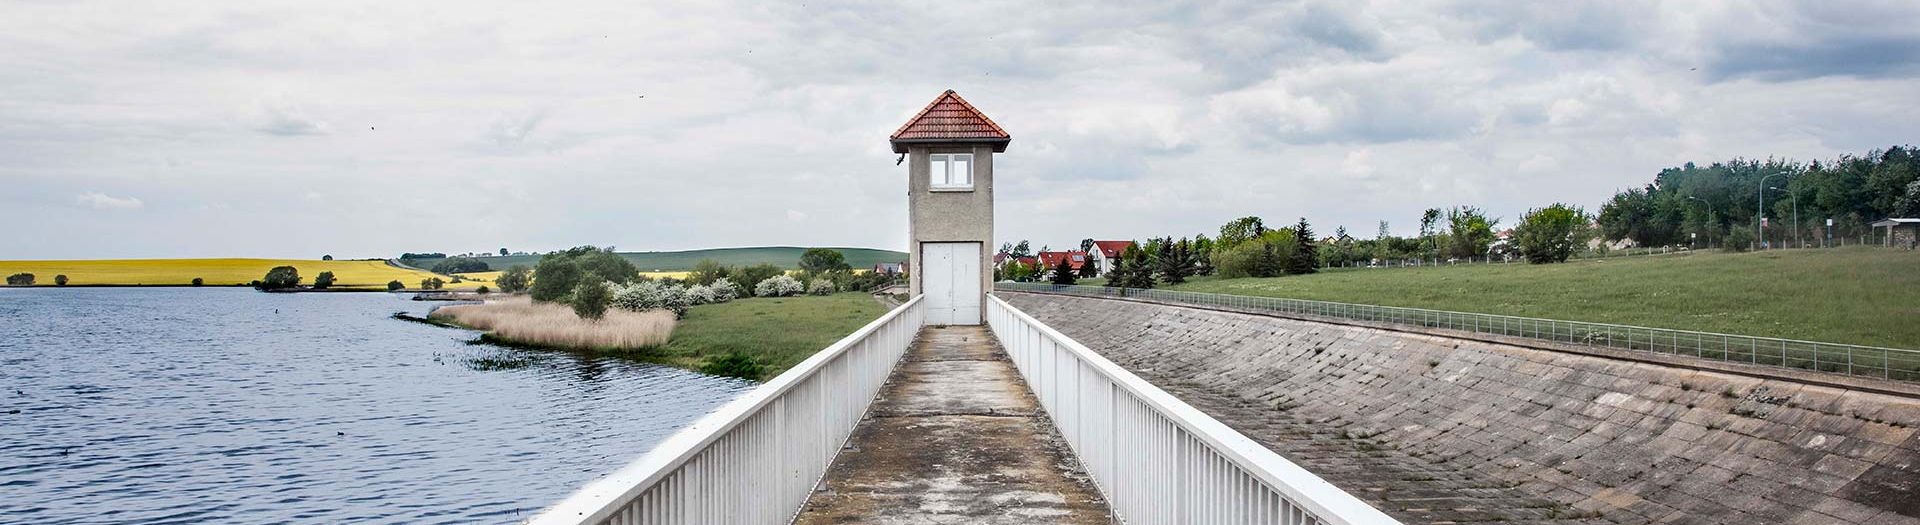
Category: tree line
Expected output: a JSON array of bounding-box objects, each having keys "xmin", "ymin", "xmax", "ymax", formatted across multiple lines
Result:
[{"xmin": 1596, "ymin": 145, "xmax": 1919, "ymax": 249}]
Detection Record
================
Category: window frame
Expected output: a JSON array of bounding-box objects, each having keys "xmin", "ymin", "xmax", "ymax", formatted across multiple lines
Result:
[{"xmin": 928, "ymin": 153, "xmax": 975, "ymax": 190}]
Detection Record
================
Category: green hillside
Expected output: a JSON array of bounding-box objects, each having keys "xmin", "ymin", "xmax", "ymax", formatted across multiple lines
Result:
[{"xmin": 402, "ymin": 246, "xmax": 907, "ymax": 272}]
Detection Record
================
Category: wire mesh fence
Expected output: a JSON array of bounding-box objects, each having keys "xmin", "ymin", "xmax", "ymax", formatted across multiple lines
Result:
[{"xmin": 995, "ymin": 282, "xmax": 1920, "ymax": 383}]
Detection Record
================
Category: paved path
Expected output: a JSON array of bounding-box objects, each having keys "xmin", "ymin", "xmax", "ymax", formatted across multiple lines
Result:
[{"xmin": 794, "ymin": 325, "xmax": 1109, "ymax": 524}]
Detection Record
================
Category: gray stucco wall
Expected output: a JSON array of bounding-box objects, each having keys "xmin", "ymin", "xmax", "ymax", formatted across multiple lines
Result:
[{"xmin": 907, "ymin": 144, "xmax": 995, "ymax": 318}]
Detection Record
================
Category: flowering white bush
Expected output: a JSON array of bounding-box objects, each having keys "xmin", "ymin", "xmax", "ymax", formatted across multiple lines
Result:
[
  {"xmin": 611, "ymin": 280, "xmax": 691, "ymax": 317},
  {"xmin": 707, "ymin": 278, "xmax": 739, "ymax": 302},
  {"xmin": 685, "ymin": 284, "xmax": 716, "ymax": 305},
  {"xmin": 807, "ymin": 279, "xmax": 836, "ymax": 296},
  {"xmin": 755, "ymin": 274, "xmax": 804, "ymax": 297}
]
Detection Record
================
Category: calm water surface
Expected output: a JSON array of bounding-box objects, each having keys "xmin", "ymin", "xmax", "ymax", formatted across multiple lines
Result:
[{"xmin": 0, "ymin": 288, "xmax": 753, "ymax": 524}]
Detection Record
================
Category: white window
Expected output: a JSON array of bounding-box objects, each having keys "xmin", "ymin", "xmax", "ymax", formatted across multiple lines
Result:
[{"xmin": 929, "ymin": 153, "xmax": 973, "ymax": 189}]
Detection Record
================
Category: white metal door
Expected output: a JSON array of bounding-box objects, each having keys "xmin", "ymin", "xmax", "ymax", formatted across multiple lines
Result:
[{"xmin": 921, "ymin": 242, "xmax": 981, "ymax": 325}]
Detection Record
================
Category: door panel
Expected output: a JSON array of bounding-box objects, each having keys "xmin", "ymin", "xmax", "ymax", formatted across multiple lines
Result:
[{"xmin": 921, "ymin": 242, "xmax": 981, "ymax": 325}]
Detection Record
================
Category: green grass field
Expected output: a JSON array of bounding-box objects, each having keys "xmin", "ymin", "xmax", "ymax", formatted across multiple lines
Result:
[
  {"xmin": 1161, "ymin": 246, "xmax": 1920, "ymax": 349},
  {"xmin": 655, "ymin": 292, "xmax": 890, "ymax": 378},
  {"xmin": 405, "ymin": 246, "xmax": 907, "ymax": 272}
]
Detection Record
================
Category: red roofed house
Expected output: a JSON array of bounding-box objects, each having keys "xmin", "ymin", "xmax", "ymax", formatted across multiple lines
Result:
[
  {"xmin": 1084, "ymin": 240, "xmax": 1137, "ymax": 276},
  {"xmin": 1034, "ymin": 250, "xmax": 1088, "ymax": 278},
  {"xmin": 894, "ymin": 90, "xmax": 1011, "ymax": 325}
]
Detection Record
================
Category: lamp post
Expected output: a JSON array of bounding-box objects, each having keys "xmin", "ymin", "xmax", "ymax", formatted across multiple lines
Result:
[
  {"xmin": 1758, "ymin": 173, "xmax": 1782, "ymax": 249},
  {"xmin": 1686, "ymin": 196, "xmax": 1714, "ymax": 249},
  {"xmin": 1769, "ymin": 186, "xmax": 1799, "ymax": 248}
]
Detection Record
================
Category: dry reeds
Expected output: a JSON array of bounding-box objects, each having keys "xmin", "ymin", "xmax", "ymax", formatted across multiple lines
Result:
[{"xmin": 432, "ymin": 296, "xmax": 675, "ymax": 350}]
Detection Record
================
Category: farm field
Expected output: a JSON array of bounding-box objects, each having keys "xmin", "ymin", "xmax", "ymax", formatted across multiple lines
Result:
[
  {"xmin": 0, "ymin": 258, "xmax": 481, "ymax": 290},
  {"xmin": 1162, "ymin": 246, "xmax": 1920, "ymax": 349},
  {"xmin": 404, "ymin": 246, "xmax": 906, "ymax": 272}
]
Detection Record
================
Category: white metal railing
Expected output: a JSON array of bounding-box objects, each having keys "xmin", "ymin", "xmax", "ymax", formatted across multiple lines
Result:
[
  {"xmin": 998, "ymin": 282, "xmax": 1920, "ymax": 383},
  {"xmin": 530, "ymin": 296, "xmax": 925, "ymax": 525},
  {"xmin": 986, "ymin": 294, "xmax": 1400, "ymax": 525}
]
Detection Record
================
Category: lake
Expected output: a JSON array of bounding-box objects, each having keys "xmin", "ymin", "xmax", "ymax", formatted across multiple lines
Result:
[{"xmin": 0, "ymin": 287, "xmax": 753, "ymax": 524}]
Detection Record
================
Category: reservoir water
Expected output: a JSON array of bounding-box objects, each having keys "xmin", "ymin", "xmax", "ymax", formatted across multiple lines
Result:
[{"xmin": 0, "ymin": 287, "xmax": 753, "ymax": 524}]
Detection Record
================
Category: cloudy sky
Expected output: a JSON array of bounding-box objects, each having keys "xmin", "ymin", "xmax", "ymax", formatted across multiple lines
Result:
[{"xmin": 5, "ymin": 1, "xmax": 1919, "ymax": 259}]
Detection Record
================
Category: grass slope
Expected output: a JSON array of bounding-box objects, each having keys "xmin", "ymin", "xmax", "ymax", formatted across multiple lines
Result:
[
  {"xmin": 1165, "ymin": 246, "xmax": 1920, "ymax": 348},
  {"xmin": 0, "ymin": 258, "xmax": 483, "ymax": 290},
  {"xmin": 656, "ymin": 292, "xmax": 889, "ymax": 378},
  {"xmin": 406, "ymin": 246, "xmax": 907, "ymax": 272}
]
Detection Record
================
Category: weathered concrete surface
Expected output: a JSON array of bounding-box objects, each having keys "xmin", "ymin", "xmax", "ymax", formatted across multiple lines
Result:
[
  {"xmin": 1006, "ymin": 292, "xmax": 1920, "ymax": 525},
  {"xmin": 794, "ymin": 326, "xmax": 1108, "ymax": 524}
]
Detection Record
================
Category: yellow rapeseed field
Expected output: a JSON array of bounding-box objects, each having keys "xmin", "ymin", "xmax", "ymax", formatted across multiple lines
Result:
[{"xmin": 0, "ymin": 258, "xmax": 480, "ymax": 290}]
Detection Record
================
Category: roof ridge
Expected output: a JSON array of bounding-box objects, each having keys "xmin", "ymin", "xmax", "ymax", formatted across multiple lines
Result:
[{"xmin": 888, "ymin": 90, "xmax": 1012, "ymax": 153}]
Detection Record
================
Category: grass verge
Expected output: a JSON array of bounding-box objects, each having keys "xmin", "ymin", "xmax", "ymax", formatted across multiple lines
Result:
[{"xmin": 656, "ymin": 292, "xmax": 889, "ymax": 380}]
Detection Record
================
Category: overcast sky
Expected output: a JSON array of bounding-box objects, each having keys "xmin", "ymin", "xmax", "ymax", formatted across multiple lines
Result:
[{"xmin": 5, "ymin": 1, "xmax": 1919, "ymax": 259}]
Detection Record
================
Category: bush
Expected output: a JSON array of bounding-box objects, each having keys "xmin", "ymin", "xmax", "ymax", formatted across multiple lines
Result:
[
  {"xmin": 808, "ymin": 279, "xmax": 836, "ymax": 296},
  {"xmin": 6, "ymin": 273, "xmax": 34, "ymax": 286},
  {"xmin": 313, "ymin": 271, "xmax": 336, "ymax": 289},
  {"xmin": 707, "ymin": 278, "xmax": 740, "ymax": 303},
  {"xmin": 55, "ymin": 274, "xmax": 68, "ymax": 286},
  {"xmin": 495, "ymin": 265, "xmax": 532, "ymax": 293},
  {"xmin": 755, "ymin": 274, "xmax": 804, "ymax": 297},
  {"xmin": 701, "ymin": 351, "xmax": 765, "ymax": 380},
  {"xmin": 476, "ymin": 285, "xmax": 490, "ymax": 294},
  {"xmin": 530, "ymin": 246, "xmax": 637, "ymax": 303},
  {"xmin": 687, "ymin": 259, "xmax": 730, "ymax": 286},
  {"xmin": 1724, "ymin": 226, "xmax": 1755, "ymax": 252},
  {"xmin": 430, "ymin": 256, "xmax": 490, "ymax": 274},
  {"xmin": 799, "ymin": 248, "xmax": 851, "ymax": 276},
  {"xmin": 322, "ymin": 254, "xmax": 334, "ymax": 261},
  {"xmin": 420, "ymin": 277, "xmax": 445, "ymax": 290},
  {"xmin": 1514, "ymin": 203, "xmax": 1591, "ymax": 264},
  {"xmin": 386, "ymin": 280, "xmax": 404, "ymax": 291},
  {"xmin": 192, "ymin": 277, "xmax": 205, "ymax": 287},
  {"xmin": 685, "ymin": 284, "xmax": 715, "ymax": 305},
  {"xmin": 571, "ymin": 278, "xmax": 612, "ymax": 320},
  {"xmin": 611, "ymin": 280, "xmax": 691, "ymax": 318},
  {"xmin": 734, "ymin": 264, "xmax": 783, "ymax": 296},
  {"xmin": 257, "ymin": 266, "xmax": 299, "ymax": 290}
]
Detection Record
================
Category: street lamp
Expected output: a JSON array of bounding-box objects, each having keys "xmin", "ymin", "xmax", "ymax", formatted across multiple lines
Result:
[
  {"xmin": 1769, "ymin": 186, "xmax": 1799, "ymax": 248},
  {"xmin": 1686, "ymin": 196, "xmax": 1714, "ymax": 249},
  {"xmin": 1758, "ymin": 173, "xmax": 1782, "ymax": 249}
]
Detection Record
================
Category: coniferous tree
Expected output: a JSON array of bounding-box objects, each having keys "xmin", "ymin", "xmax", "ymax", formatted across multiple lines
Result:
[
  {"xmin": 1102, "ymin": 253, "xmax": 1126, "ymax": 287},
  {"xmin": 1120, "ymin": 244, "xmax": 1156, "ymax": 289},
  {"xmin": 1290, "ymin": 218, "xmax": 1319, "ymax": 275},
  {"xmin": 1077, "ymin": 255, "xmax": 1100, "ymax": 279},
  {"xmin": 1050, "ymin": 258, "xmax": 1077, "ymax": 286},
  {"xmin": 1253, "ymin": 241, "xmax": 1286, "ymax": 278},
  {"xmin": 1156, "ymin": 237, "xmax": 1195, "ymax": 284}
]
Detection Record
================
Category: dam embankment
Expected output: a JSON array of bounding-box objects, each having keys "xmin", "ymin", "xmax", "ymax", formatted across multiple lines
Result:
[{"xmin": 1002, "ymin": 292, "xmax": 1920, "ymax": 525}]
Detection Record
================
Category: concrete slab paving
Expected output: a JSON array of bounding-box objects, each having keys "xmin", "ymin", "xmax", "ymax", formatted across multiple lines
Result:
[{"xmin": 794, "ymin": 325, "xmax": 1109, "ymax": 524}]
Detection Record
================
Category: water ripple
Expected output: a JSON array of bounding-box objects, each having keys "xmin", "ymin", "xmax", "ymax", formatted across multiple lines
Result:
[{"xmin": 0, "ymin": 288, "xmax": 752, "ymax": 524}]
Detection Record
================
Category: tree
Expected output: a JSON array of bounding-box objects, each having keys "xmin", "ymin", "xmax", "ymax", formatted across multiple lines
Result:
[
  {"xmin": 313, "ymin": 271, "xmax": 336, "ymax": 289},
  {"xmin": 499, "ymin": 248, "xmax": 509, "ymax": 256},
  {"xmin": 1513, "ymin": 204, "xmax": 1591, "ymax": 264},
  {"xmin": 687, "ymin": 259, "xmax": 730, "ymax": 286},
  {"xmin": 529, "ymin": 246, "xmax": 636, "ymax": 302},
  {"xmin": 1079, "ymin": 238, "xmax": 1096, "ymax": 252},
  {"xmin": 733, "ymin": 264, "xmax": 783, "ymax": 296},
  {"xmin": 257, "ymin": 266, "xmax": 300, "ymax": 290},
  {"xmin": 571, "ymin": 278, "xmax": 611, "ymax": 320},
  {"xmin": 496, "ymin": 265, "xmax": 532, "ymax": 293},
  {"xmin": 419, "ymin": 277, "xmax": 445, "ymax": 290},
  {"xmin": 1116, "ymin": 244, "xmax": 1157, "ymax": 289},
  {"xmin": 430, "ymin": 257, "xmax": 490, "ymax": 274},
  {"xmin": 322, "ymin": 254, "xmax": 333, "ymax": 261},
  {"xmin": 476, "ymin": 285, "xmax": 490, "ymax": 294},
  {"xmin": 798, "ymin": 248, "xmax": 850, "ymax": 276},
  {"xmin": 1723, "ymin": 225, "xmax": 1755, "ymax": 252},
  {"xmin": 1156, "ymin": 237, "xmax": 1194, "ymax": 284},
  {"xmin": 5, "ymin": 273, "xmax": 33, "ymax": 286},
  {"xmin": 192, "ymin": 277, "xmax": 205, "ymax": 287},
  {"xmin": 1218, "ymin": 216, "xmax": 1266, "ymax": 249},
  {"xmin": 1076, "ymin": 254, "xmax": 1100, "ymax": 279},
  {"xmin": 1290, "ymin": 218, "xmax": 1318, "ymax": 274},
  {"xmin": 55, "ymin": 274, "xmax": 68, "ymax": 286},
  {"xmin": 1192, "ymin": 235, "xmax": 1216, "ymax": 275},
  {"xmin": 386, "ymin": 280, "xmax": 404, "ymax": 291},
  {"xmin": 1441, "ymin": 206, "xmax": 1499, "ymax": 259},
  {"xmin": 1008, "ymin": 240, "xmax": 1032, "ymax": 258},
  {"xmin": 1050, "ymin": 258, "xmax": 1078, "ymax": 285},
  {"xmin": 1377, "ymin": 221, "xmax": 1390, "ymax": 241},
  {"xmin": 1101, "ymin": 255, "xmax": 1127, "ymax": 287}
]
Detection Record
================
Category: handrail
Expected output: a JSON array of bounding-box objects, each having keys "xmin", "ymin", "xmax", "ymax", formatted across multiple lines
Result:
[
  {"xmin": 986, "ymin": 294, "xmax": 1401, "ymax": 525},
  {"xmin": 530, "ymin": 295, "xmax": 925, "ymax": 525},
  {"xmin": 997, "ymin": 282, "xmax": 1920, "ymax": 383}
]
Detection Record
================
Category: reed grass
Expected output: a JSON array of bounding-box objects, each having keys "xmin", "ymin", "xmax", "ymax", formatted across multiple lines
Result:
[{"xmin": 431, "ymin": 296, "xmax": 675, "ymax": 351}]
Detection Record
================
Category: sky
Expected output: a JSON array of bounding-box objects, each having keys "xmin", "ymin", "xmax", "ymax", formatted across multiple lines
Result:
[{"xmin": 4, "ymin": 1, "xmax": 1920, "ymax": 259}]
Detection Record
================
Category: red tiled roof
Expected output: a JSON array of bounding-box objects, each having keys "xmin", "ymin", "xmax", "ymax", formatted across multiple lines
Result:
[
  {"xmin": 890, "ymin": 90, "xmax": 1011, "ymax": 153},
  {"xmin": 1036, "ymin": 250, "xmax": 1087, "ymax": 270},
  {"xmin": 1089, "ymin": 240, "xmax": 1135, "ymax": 258}
]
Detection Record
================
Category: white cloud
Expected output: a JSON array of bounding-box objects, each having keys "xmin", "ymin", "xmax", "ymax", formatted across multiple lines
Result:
[{"xmin": 75, "ymin": 192, "xmax": 144, "ymax": 211}]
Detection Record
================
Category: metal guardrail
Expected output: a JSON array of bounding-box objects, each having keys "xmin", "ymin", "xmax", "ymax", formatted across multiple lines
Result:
[
  {"xmin": 987, "ymin": 294, "xmax": 1401, "ymax": 525},
  {"xmin": 997, "ymin": 283, "xmax": 1920, "ymax": 383},
  {"xmin": 530, "ymin": 296, "xmax": 924, "ymax": 525}
]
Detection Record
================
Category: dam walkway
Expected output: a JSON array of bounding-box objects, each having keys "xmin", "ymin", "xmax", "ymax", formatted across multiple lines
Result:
[{"xmin": 792, "ymin": 325, "xmax": 1108, "ymax": 523}]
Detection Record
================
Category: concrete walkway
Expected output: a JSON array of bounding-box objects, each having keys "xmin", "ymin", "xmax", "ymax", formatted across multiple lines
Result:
[{"xmin": 794, "ymin": 325, "xmax": 1109, "ymax": 524}]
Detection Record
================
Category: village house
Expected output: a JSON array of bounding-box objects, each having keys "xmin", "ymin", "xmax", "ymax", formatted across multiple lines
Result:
[
  {"xmin": 993, "ymin": 252, "xmax": 1037, "ymax": 271},
  {"xmin": 1033, "ymin": 250, "xmax": 1088, "ymax": 278},
  {"xmin": 1083, "ymin": 240, "xmax": 1136, "ymax": 276}
]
